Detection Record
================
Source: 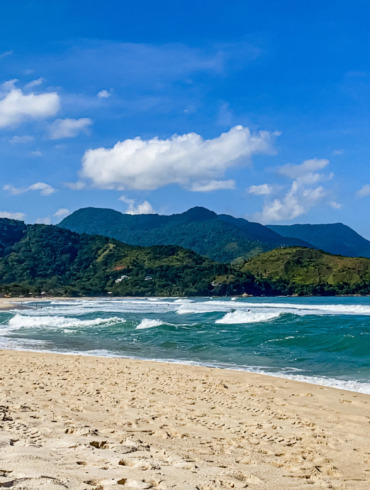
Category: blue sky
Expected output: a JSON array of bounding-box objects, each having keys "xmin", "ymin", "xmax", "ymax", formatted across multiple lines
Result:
[{"xmin": 0, "ymin": 0, "xmax": 370, "ymax": 237}]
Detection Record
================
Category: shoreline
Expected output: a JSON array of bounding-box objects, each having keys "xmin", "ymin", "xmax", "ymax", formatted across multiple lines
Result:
[
  {"xmin": 1, "ymin": 344, "xmax": 370, "ymax": 396},
  {"xmin": 0, "ymin": 348, "xmax": 369, "ymax": 488},
  {"xmin": 1, "ymin": 296, "xmax": 370, "ymax": 396},
  {"xmin": 1, "ymin": 292, "xmax": 369, "ymax": 312}
]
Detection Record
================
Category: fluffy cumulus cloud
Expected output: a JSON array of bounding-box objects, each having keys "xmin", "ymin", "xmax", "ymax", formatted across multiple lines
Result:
[
  {"xmin": 248, "ymin": 183, "xmax": 274, "ymax": 195},
  {"xmin": 258, "ymin": 183, "xmax": 327, "ymax": 222},
  {"xmin": 0, "ymin": 211, "xmax": 25, "ymax": 220},
  {"xmin": 81, "ymin": 126, "xmax": 275, "ymax": 191},
  {"xmin": 119, "ymin": 195, "xmax": 155, "ymax": 215},
  {"xmin": 4, "ymin": 182, "xmax": 56, "ymax": 196},
  {"xmin": 0, "ymin": 81, "xmax": 60, "ymax": 128},
  {"xmin": 255, "ymin": 158, "xmax": 332, "ymax": 223},
  {"xmin": 356, "ymin": 184, "xmax": 370, "ymax": 198},
  {"xmin": 49, "ymin": 118, "xmax": 93, "ymax": 139},
  {"xmin": 53, "ymin": 208, "xmax": 70, "ymax": 218}
]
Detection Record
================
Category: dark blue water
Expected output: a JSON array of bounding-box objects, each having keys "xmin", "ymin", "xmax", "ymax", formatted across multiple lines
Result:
[{"xmin": 1, "ymin": 296, "xmax": 369, "ymax": 393}]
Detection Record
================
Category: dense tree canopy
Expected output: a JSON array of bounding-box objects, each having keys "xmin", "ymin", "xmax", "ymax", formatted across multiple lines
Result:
[{"xmin": 0, "ymin": 219, "xmax": 369, "ymax": 297}]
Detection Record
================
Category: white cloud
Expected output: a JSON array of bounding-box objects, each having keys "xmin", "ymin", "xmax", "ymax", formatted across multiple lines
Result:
[
  {"xmin": 356, "ymin": 184, "xmax": 370, "ymax": 198},
  {"xmin": 0, "ymin": 50, "xmax": 13, "ymax": 60},
  {"xmin": 81, "ymin": 125, "xmax": 276, "ymax": 191},
  {"xmin": 0, "ymin": 82, "xmax": 60, "ymax": 128},
  {"xmin": 25, "ymin": 78, "xmax": 45, "ymax": 89},
  {"xmin": 97, "ymin": 89, "xmax": 111, "ymax": 98},
  {"xmin": 4, "ymin": 182, "xmax": 56, "ymax": 196},
  {"xmin": 190, "ymin": 179, "xmax": 235, "ymax": 192},
  {"xmin": 119, "ymin": 195, "xmax": 155, "ymax": 215},
  {"xmin": 278, "ymin": 158, "xmax": 329, "ymax": 180},
  {"xmin": 53, "ymin": 208, "xmax": 70, "ymax": 218},
  {"xmin": 256, "ymin": 158, "xmax": 332, "ymax": 223},
  {"xmin": 9, "ymin": 135, "xmax": 34, "ymax": 144},
  {"xmin": 30, "ymin": 150, "xmax": 43, "ymax": 157},
  {"xmin": 248, "ymin": 183, "xmax": 274, "ymax": 195},
  {"xmin": 0, "ymin": 211, "xmax": 25, "ymax": 220},
  {"xmin": 0, "ymin": 79, "xmax": 17, "ymax": 90},
  {"xmin": 64, "ymin": 181, "xmax": 86, "ymax": 190},
  {"xmin": 258, "ymin": 183, "xmax": 327, "ymax": 222},
  {"xmin": 329, "ymin": 201, "xmax": 342, "ymax": 209},
  {"xmin": 49, "ymin": 118, "xmax": 93, "ymax": 139},
  {"xmin": 35, "ymin": 217, "xmax": 51, "ymax": 225}
]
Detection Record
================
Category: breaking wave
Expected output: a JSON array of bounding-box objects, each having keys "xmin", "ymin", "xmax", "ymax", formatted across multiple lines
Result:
[
  {"xmin": 216, "ymin": 310, "xmax": 281, "ymax": 324},
  {"xmin": 136, "ymin": 319, "xmax": 165, "ymax": 330},
  {"xmin": 6, "ymin": 314, "xmax": 124, "ymax": 331}
]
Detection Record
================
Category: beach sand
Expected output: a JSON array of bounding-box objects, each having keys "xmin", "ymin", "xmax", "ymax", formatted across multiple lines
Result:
[
  {"xmin": 0, "ymin": 297, "xmax": 89, "ymax": 311},
  {"xmin": 0, "ymin": 350, "xmax": 369, "ymax": 489}
]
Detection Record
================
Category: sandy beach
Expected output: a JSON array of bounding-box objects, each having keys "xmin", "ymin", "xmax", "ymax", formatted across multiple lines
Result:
[
  {"xmin": 0, "ymin": 350, "xmax": 368, "ymax": 489},
  {"xmin": 0, "ymin": 297, "xmax": 88, "ymax": 311}
]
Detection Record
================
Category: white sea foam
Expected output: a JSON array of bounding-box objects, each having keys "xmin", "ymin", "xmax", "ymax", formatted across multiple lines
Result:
[
  {"xmin": 175, "ymin": 298, "xmax": 370, "ymax": 317},
  {"xmin": 137, "ymin": 319, "xmax": 165, "ymax": 330},
  {"xmin": 216, "ymin": 310, "xmax": 281, "ymax": 324},
  {"xmin": 13, "ymin": 299, "xmax": 175, "ymax": 316},
  {"xmin": 0, "ymin": 337, "xmax": 50, "ymax": 350},
  {"xmin": 4, "ymin": 314, "xmax": 124, "ymax": 331},
  {"xmin": 12, "ymin": 297, "xmax": 370, "ymax": 318},
  {"xmin": 268, "ymin": 373, "xmax": 370, "ymax": 395},
  {"xmin": 234, "ymin": 301, "xmax": 370, "ymax": 316}
]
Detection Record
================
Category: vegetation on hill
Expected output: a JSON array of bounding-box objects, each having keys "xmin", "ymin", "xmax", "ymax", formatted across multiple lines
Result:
[
  {"xmin": 268, "ymin": 223, "xmax": 370, "ymax": 258},
  {"xmin": 240, "ymin": 247, "xmax": 370, "ymax": 295},
  {"xmin": 1, "ymin": 219, "xmax": 369, "ymax": 297},
  {"xmin": 0, "ymin": 218, "xmax": 257, "ymax": 297},
  {"xmin": 59, "ymin": 206, "xmax": 310, "ymax": 262}
]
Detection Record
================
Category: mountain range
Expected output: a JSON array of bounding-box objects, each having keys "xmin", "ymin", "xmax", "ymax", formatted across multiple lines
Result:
[
  {"xmin": 60, "ymin": 206, "xmax": 370, "ymax": 261},
  {"xmin": 268, "ymin": 223, "xmax": 370, "ymax": 258},
  {"xmin": 1, "ymin": 217, "xmax": 370, "ymax": 297},
  {"xmin": 59, "ymin": 207, "xmax": 310, "ymax": 263}
]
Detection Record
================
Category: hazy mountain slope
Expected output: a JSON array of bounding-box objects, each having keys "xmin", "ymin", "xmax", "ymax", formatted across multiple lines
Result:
[
  {"xmin": 268, "ymin": 223, "xmax": 370, "ymax": 258},
  {"xmin": 59, "ymin": 207, "xmax": 310, "ymax": 262}
]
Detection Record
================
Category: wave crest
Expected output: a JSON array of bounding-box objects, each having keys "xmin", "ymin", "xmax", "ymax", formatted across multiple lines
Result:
[
  {"xmin": 216, "ymin": 311, "xmax": 281, "ymax": 324},
  {"xmin": 136, "ymin": 319, "xmax": 164, "ymax": 330},
  {"xmin": 6, "ymin": 314, "xmax": 124, "ymax": 330}
]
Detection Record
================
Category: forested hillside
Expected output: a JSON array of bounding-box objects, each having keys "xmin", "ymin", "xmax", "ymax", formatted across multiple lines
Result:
[
  {"xmin": 240, "ymin": 247, "xmax": 370, "ymax": 295},
  {"xmin": 0, "ymin": 218, "xmax": 252, "ymax": 297},
  {"xmin": 59, "ymin": 206, "xmax": 310, "ymax": 262},
  {"xmin": 1, "ymin": 219, "xmax": 370, "ymax": 297}
]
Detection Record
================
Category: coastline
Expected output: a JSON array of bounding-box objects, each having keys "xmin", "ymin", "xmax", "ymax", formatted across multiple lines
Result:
[
  {"xmin": 0, "ymin": 296, "xmax": 99, "ymax": 311},
  {"xmin": 1, "ymin": 293, "xmax": 369, "ymax": 313},
  {"xmin": 0, "ymin": 349, "xmax": 369, "ymax": 488},
  {"xmin": 1, "ymin": 295, "xmax": 370, "ymax": 396}
]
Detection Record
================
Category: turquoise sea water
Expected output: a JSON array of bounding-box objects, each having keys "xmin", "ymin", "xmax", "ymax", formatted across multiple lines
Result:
[{"xmin": 0, "ymin": 296, "xmax": 369, "ymax": 394}]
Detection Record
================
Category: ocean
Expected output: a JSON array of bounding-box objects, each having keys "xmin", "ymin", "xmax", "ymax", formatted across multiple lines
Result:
[{"xmin": 1, "ymin": 296, "xmax": 369, "ymax": 394}]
